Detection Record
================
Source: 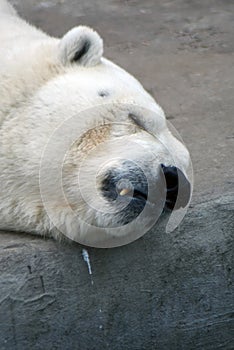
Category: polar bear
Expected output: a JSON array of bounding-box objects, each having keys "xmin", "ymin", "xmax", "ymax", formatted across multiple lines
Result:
[{"xmin": 0, "ymin": 0, "xmax": 191, "ymax": 247}]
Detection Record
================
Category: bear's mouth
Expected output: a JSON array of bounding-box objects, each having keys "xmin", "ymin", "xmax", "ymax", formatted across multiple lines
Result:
[
  {"xmin": 118, "ymin": 186, "xmax": 148, "ymax": 203},
  {"xmin": 132, "ymin": 188, "xmax": 148, "ymax": 202}
]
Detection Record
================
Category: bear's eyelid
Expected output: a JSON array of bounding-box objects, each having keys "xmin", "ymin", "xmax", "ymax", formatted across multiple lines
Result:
[{"xmin": 128, "ymin": 113, "xmax": 146, "ymax": 131}]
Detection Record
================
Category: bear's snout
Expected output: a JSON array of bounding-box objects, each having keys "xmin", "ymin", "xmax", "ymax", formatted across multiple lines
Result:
[{"xmin": 100, "ymin": 161, "xmax": 191, "ymax": 220}]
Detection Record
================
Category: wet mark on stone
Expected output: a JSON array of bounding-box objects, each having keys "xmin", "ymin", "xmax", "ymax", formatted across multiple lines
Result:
[{"xmin": 40, "ymin": 275, "xmax": 45, "ymax": 293}]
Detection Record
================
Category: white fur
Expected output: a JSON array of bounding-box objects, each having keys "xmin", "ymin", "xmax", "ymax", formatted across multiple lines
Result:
[{"xmin": 0, "ymin": 1, "xmax": 190, "ymax": 246}]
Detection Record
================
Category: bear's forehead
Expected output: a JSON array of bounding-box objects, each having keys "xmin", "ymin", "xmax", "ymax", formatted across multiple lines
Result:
[
  {"xmin": 61, "ymin": 58, "xmax": 143, "ymax": 91},
  {"xmin": 53, "ymin": 58, "xmax": 155, "ymax": 108},
  {"xmin": 37, "ymin": 57, "xmax": 166, "ymax": 137}
]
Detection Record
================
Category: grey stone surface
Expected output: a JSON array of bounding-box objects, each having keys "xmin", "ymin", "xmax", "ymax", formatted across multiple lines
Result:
[
  {"xmin": 1, "ymin": 0, "xmax": 234, "ymax": 349},
  {"xmin": 0, "ymin": 196, "xmax": 233, "ymax": 350}
]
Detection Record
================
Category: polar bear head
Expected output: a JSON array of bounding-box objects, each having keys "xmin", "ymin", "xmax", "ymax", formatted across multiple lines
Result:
[{"xmin": 24, "ymin": 26, "xmax": 192, "ymax": 247}]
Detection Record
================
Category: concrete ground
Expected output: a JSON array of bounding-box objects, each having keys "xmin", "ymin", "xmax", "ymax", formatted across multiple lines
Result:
[{"xmin": 0, "ymin": 1, "xmax": 233, "ymax": 349}]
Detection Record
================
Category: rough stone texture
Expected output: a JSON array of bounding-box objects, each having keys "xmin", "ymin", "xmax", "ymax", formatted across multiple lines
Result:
[
  {"xmin": 1, "ymin": 0, "xmax": 234, "ymax": 349},
  {"xmin": 0, "ymin": 196, "xmax": 233, "ymax": 350}
]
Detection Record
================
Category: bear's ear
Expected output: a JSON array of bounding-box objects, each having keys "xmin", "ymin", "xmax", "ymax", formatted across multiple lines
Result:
[{"xmin": 59, "ymin": 26, "xmax": 103, "ymax": 67}]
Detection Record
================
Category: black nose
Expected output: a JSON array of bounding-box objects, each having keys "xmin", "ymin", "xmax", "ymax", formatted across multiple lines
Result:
[
  {"xmin": 161, "ymin": 164, "xmax": 191, "ymax": 210},
  {"xmin": 101, "ymin": 162, "xmax": 148, "ymax": 225}
]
